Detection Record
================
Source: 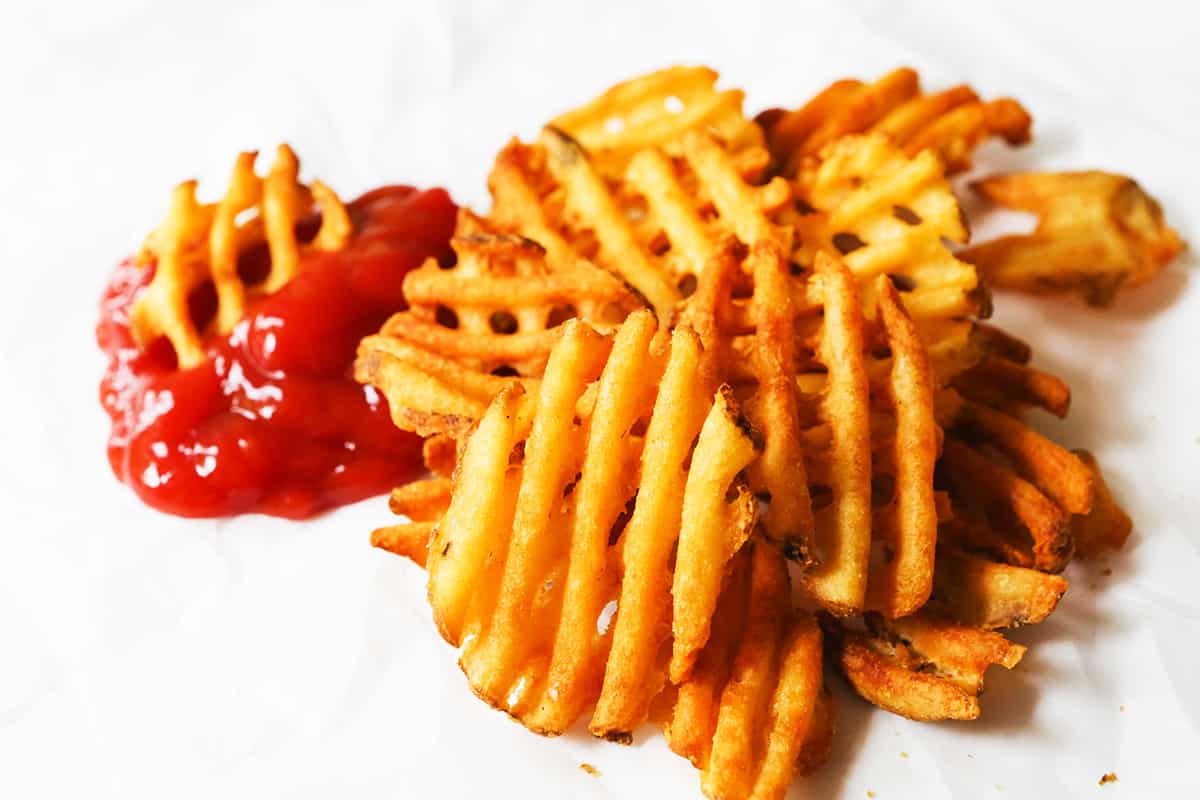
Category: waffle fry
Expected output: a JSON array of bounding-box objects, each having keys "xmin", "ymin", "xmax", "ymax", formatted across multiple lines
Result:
[
  {"xmin": 931, "ymin": 545, "xmax": 1068, "ymax": 628},
  {"xmin": 825, "ymin": 611, "xmax": 1025, "ymax": 722},
  {"xmin": 549, "ymin": 65, "xmax": 765, "ymax": 179},
  {"xmin": 487, "ymin": 118, "xmax": 790, "ymax": 318},
  {"xmin": 758, "ymin": 67, "xmax": 1031, "ymax": 176},
  {"xmin": 355, "ymin": 64, "xmax": 1170, "ymax": 800},
  {"xmin": 419, "ymin": 313, "xmax": 761, "ymax": 738},
  {"xmin": 961, "ymin": 171, "xmax": 1184, "ymax": 306},
  {"xmin": 954, "ymin": 355, "xmax": 1071, "ymax": 418},
  {"xmin": 131, "ymin": 145, "xmax": 350, "ymax": 367},
  {"xmin": 1071, "ymin": 450, "xmax": 1134, "ymax": 558},
  {"xmin": 789, "ymin": 133, "xmax": 985, "ymax": 320},
  {"xmin": 355, "ymin": 332, "xmax": 540, "ymax": 437},
  {"xmin": 667, "ymin": 543, "xmax": 828, "ymax": 800},
  {"xmin": 388, "ymin": 222, "xmax": 640, "ymax": 375},
  {"xmin": 942, "ymin": 391, "xmax": 1093, "ymax": 516}
]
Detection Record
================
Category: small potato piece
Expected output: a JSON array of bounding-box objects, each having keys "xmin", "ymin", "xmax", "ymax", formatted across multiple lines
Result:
[
  {"xmin": 389, "ymin": 478, "xmax": 452, "ymax": 522},
  {"xmin": 830, "ymin": 611, "xmax": 1025, "ymax": 722},
  {"xmin": 932, "ymin": 546, "xmax": 1068, "ymax": 628},
  {"xmin": 1071, "ymin": 450, "xmax": 1134, "ymax": 558},
  {"xmin": 371, "ymin": 522, "xmax": 435, "ymax": 568},
  {"xmin": 962, "ymin": 171, "xmax": 1184, "ymax": 306}
]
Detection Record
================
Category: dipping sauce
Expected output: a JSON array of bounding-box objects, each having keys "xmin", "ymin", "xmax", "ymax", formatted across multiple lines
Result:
[{"xmin": 97, "ymin": 185, "xmax": 456, "ymax": 518}]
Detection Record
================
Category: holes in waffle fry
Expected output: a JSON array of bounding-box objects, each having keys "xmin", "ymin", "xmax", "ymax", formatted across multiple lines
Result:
[
  {"xmin": 832, "ymin": 231, "xmax": 866, "ymax": 254},
  {"xmin": 892, "ymin": 204, "xmax": 923, "ymax": 225},
  {"xmin": 546, "ymin": 304, "xmax": 578, "ymax": 327},
  {"xmin": 489, "ymin": 310, "xmax": 519, "ymax": 334},
  {"xmin": 434, "ymin": 305, "xmax": 459, "ymax": 329}
]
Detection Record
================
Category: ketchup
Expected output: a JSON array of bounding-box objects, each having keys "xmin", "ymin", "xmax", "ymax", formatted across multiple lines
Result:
[{"xmin": 97, "ymin": 186, "xmax": 457, "ymax": 519}]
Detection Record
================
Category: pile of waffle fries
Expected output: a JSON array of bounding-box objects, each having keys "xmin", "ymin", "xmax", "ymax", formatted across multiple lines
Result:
[{"xmin": 360, "ymin": 67, "xmax": 1179, "ymax": 800}]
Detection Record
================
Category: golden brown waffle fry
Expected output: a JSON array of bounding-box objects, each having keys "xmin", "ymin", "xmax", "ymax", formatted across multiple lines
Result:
[
  {"xmin": 954, "ymin": 355, "xmax": 1071, "ymax": 418},
  {"xmin": 962, "ymin": 171, "xmax": 1184, "ymax": 306},
  {"xmin": 421, "ymin": 313, "xmax": 761, "ymax": 739},
  {"xmin": 759, "ymin": 67, "xmax": 1031, "ymax": 176},
  {"xmin": 549, "ymin": 65, "xmax": 765, "ymax": 179},
  {"xmin": 941, "ymin": 435, "xmax": 1073, "ymax": 573},
  {"xmin": 422, "ymin": 434, "xmax": 459, "ymax": 478},
  {"xmin": 1071, "ymin": 450, "xmax": 1133, "ymax": 558},
  {"xmin": 131, "ymin": 145, "xmax": 350, "ymax": 367},
  {"xmin": 371, "ymin": 522, "xmax": 434, "ymax": 568},
  {"xmin": 944, "ymin": 392, "xmax": 1094, "ymax": 516},
  {"xmin": 865, "ymin": 276, "xmax": 939, "ymax": 618},
  {"xmin": 667, "ymin": 544, "xmax": 829, "ymax": 800},
  {"xmin": 592, "ymin": 322, "xmax": 759, "ymax": 738},
  {"xmin": 488, "ymin": 125, "xmax": 789, "ymax": 320},
  {"xmin": 355, "ymin": 333, "xmax": 540, "ymax": 437},
  {"xmin": 931, "ymin": 545, "xmax": 1068, "ymax": 628},
  {"xmin": 789, "ymin": 133, "xmax": 985, "ymax": 320},
  {"xmin": 826, "ymin": 610, "xmax": 1025, "ymax": 721},
  {"xmin": 388, "ymin": 478, "xmax": 452, "ymax": 522},
  {"xmin": 801, "ymin": 253, "xmax": 873, "ymax": 614},
  {"xmin": 389, "ymin": 224, "xmax": 640, "ymax": 376},
  {"xmin": 743, "ymin": 240, "xmax": 816, "ymax": 563}
]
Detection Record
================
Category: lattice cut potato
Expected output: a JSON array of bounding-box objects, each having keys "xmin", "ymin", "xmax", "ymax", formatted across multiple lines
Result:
[
  {"xmin": 131, "ymin": 145, "xmax": 350, "ymax": 367},
  {"xmin": 758, "ymin": 66, "xmax": 1031, "ymax": 176},
  {"xmin": 420, "ymin": 312, "xmax": 763, "ymax": 743},
  {"xmin": 549, "ymin": 65, "xmax": 766, "ymax": 179},
  {"xmin": 961, "ymin": 171, "xmax": 1184, "ymax": 306},
  {"xmin": 788, "ymin": 132, "xmax": 985, "ymax": 320},
  {"xmin": 826, "ymin": 610, "xmax": 1025, "ymax": 721}
]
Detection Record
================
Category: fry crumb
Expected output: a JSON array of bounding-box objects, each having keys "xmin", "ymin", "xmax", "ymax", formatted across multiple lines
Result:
[
  {"xmin": 1120, "ymin": 704, "xmax": 1125, "ymax": 712},
  {"xmin": 580, "ymin": 763, "xmax": 600, "ymax": 778},
  {"xmin": 867, "ymin": 792, "xmax": 876, "ymax": 798},
  {"xmin": 1099, "ymin": 772, "xmax": 1117, "ymax": 786},
  {"xmin": 900, "ymin": 751, "xmax": 909, "ymax": 759}
]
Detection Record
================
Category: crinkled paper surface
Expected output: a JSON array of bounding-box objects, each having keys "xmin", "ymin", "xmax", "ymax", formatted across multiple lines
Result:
[{"xmin": 1, "ymin": 1, "xmax": 1198, "ymax": 797}]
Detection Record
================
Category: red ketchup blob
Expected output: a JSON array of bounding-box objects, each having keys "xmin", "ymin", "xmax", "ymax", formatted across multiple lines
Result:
[{"xmin": 97, "ymin": 186, "xmax": 456, "ymax": 519}]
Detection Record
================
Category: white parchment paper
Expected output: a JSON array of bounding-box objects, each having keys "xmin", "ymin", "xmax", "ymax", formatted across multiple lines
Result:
[{"xmin": 2, "ymin": 1, "xmax": 1198, "ymax": 797}]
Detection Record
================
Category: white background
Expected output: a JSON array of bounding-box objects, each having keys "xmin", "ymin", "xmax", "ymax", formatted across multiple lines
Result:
[{"xmin": 2, "ymin": 1, "xmax": 1198, "ymax": 797}]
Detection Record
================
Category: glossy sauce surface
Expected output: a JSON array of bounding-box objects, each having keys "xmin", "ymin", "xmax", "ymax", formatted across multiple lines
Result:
[{"xmin": 97, "ymin": 186, "xmax": 456, "ymax": 518}]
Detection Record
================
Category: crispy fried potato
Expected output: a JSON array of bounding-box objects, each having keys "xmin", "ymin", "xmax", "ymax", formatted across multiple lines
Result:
[
  {"xmin": 671, "ymin": 386, "xmax": 762, "ymax": 683},
  {"xmin": 371, "ymin": 521, "xmax": 434, "ymax": 568},
  {"xmin": 549, "ymin": 65, "xmax": 764, "ymax": 179},
  {"xmin": 947, "ymin": 393, "xmax": 1094, "ymax": 515},
  {"xmin": 667, "ymin": 544, "xmax": 827, "ymax": 800},
  {"xmin": 932, "ymin": 546, "xmax": 1068, "ymax": 628},
  {"xmin": 592, "ymin": 323, "xmax": 743, "ymax": 738},
  {"xmin": 788, "ymin": 133, "xmax": 984, "ymax": 320},
  {"xmin": 415, "ymin": 312, "xmax": 763, "ymax": 739},
  {"xmin": 759, "ymin": 67, "xmax": 1030, "ymax": 177},
  {"xmin": 955, "ymin": 355, "xmax": 1071, "ymax": 418},
  {"xmin": 866, "ymin": 276, "xmax": 939, "ymax": 618},
  {"xmin": 827, "ymin": 611, "xmax": 1025, "ymax": 721},
  {"xmin": 962, "ymin": 172, "xmax": 1184, "ymax": 305},
  {"xmin": 355, "ymin": 333, "xmax": 539, "ymax": 437},
  {"xmin": 803, "ymin": 253, "xmax": 873, "ymax": 614},
  {"xmin": 393, "ymin": 225, "xmax": 640, "ymax": 374},
  {"xmin": 942, "ymin": 436, "xmax": 1073, "ymax": 573},
  {"xmin": 388, "ymin": 478, "xmax": 452, "ymax": 522},
  {"xmin": 1071, "ymin": 450, "xmax": 1133, "ymax": 558},
  {"xmin": 744, "ymin": 240, "xmax": 816, "ymax": 562},
  {"xmin": 422, "ymin": 434, "xmax": 458, "ymax": 478},
  {"xmin": 131, "ymin": 145, "xmax": 350, "ymax": 367}
]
